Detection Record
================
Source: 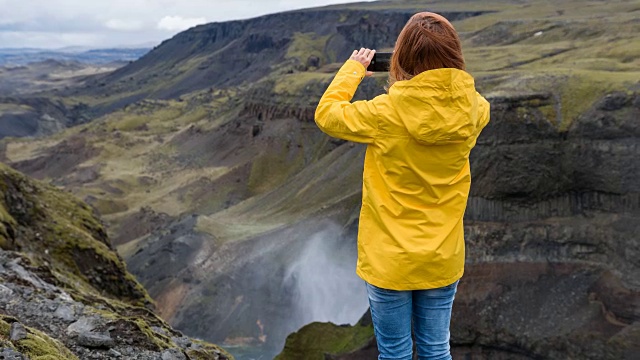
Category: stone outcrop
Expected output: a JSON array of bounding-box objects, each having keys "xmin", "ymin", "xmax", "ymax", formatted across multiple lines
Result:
[{"xmin": 0, "ymin": 163, "xmax": 232, "ymax": 359}]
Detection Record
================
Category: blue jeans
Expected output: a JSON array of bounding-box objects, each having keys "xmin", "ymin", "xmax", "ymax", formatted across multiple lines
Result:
[{"xmin": 366, "ymin": 280, "xmax": 458, "ymax": 360}]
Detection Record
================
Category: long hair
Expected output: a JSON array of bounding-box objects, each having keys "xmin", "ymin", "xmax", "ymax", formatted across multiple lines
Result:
[{"xmin": 388, "ymin": 12, "xmax": 465, "ymax": 88}]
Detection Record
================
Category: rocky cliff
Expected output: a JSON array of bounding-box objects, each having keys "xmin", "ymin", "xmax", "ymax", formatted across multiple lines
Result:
[
  {"xmin": 0, "ymin": 162, "xmax": 232, "ymax": 359},
  {"xmin": 0, "ymin": 0, "xmax": 638, "ymax": 359}
]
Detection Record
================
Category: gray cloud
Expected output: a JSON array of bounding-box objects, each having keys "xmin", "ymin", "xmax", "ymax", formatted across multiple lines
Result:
[
  {"xmin": 0, "ymin": 0, "xmax": 364, "ymax": 49},
  {"xmin": 0, "ymin": 15, "xmax": 106, "ymax": 33}
]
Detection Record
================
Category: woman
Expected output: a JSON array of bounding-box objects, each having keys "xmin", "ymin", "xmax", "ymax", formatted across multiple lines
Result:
[{"xmin": 315, "ymin": 12, "xmax": 490, "ymax": 360}]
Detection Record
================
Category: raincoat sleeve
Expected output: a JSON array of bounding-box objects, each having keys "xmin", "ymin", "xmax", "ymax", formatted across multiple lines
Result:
[
  {"xmin": 476, "ymin": 92, "xmax": 491, "ymax": 132},
  {"xmin": 315, "ymin": 60, "xmax": 380, "ymax": 144}
]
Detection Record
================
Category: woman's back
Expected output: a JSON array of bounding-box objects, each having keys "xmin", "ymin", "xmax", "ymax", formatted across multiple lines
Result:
[
  {"xmin": 361, "ymin": 66, "xmax": 489, "ymax": 290},
  {"xmin": 316, "ymin": 63, "xmax": 490, "ymax": 290}
]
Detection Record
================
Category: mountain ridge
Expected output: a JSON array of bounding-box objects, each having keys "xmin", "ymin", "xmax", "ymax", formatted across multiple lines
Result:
[{"xmin": 0, "ymin": 47, "xmax": 150, "ymax": 66}]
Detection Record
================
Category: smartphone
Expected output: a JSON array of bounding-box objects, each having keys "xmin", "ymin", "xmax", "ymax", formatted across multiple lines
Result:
[{"xmin": 367, "ymin": 52, "xmax": 392, "ymax": 72}]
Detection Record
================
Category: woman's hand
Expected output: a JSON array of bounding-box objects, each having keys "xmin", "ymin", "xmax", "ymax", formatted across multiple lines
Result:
[{"xmin": 350, "ymin": 48, "xmax": 376, "ymax": 77}]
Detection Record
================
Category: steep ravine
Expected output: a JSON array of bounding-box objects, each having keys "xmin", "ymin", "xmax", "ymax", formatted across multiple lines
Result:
[{"xmin": 125, "ymin": 144, "xmax": 371, "ymax": 357}]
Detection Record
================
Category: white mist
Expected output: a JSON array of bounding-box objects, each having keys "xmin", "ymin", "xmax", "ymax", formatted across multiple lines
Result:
[{"xmin": 283, "ymin": 223, "xmax": 369, "ymax": 326}]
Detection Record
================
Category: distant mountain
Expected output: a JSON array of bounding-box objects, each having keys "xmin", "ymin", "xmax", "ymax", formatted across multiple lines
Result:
[
  {"xmin": 0, "ymin": 47, "xmax": 151, "ymax": 66},
  {"xmin": 0, "ymin": 47, "xmax": 150, "ymax": 138},
  {"xmin": 0, "ymin": 59, "xmax": 125, "ymax": 95},
  {"xmin": 0, "ymin": 59, "xmax": 129, "ymax": 139}
]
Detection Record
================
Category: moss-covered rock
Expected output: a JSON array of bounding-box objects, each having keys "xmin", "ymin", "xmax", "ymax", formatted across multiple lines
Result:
[
  {"xmin": 0, "ymin": 161, "xmax": 151, "ymax": 307},
  {"xmin": 275, "ymin": 314, "xmax": 374, "ymax": 360},
  {"xmin": 0, "ymin": 316, "xmax": 78, "ymax": 360},
  {"xmin": 0, "ymin": 163, "xmax": 233, "ymax": 359}
]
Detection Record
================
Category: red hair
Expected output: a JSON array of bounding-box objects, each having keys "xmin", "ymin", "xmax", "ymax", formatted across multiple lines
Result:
[{"xmin": 389, "ymin": 12, "xmax": 465, "ymax": 88}]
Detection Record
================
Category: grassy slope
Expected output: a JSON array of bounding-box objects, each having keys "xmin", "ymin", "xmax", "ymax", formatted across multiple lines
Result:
[
  {"xmin": 275, "ymin": 321, "xmax": 374, "ymax": 360},
  {"xmin": 0, "ymin": 162, "xmax": 151, "ymax": 306}
]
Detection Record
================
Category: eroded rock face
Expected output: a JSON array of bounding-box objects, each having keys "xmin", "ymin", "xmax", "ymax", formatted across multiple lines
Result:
[
  {"xmin": 445, "ymin": 91, "xmax": 639, "ymax": 359},
  {"xmin": 450, "ymin": 263, "xmax": 639, "ymax": 359},
  {"xmin": 0, "ymin": 250, "xmax": 230, "ymax": 359}
]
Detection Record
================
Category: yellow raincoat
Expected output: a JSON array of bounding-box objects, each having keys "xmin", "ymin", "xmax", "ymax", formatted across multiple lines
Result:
[{"xmin": 315, "ymin": 60, "xmax": 490, "ymax": 290}]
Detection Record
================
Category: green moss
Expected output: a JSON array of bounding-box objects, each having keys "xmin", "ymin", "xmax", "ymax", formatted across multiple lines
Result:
[
  {"xmin": 93, "ymin": 97, "xmax": 212, "ymax": 139},
  {"xmin": 15, "ymin": 334, "xmax": 78, "ymax": 360},
  {"xmin": 0, "ymin": 103, "xmax": 34, "ymax": 112},
  {"xmin": 133, "ymin": 318, "xmax": 173, "ymax": 350},
  {"xmin": 537, "ymin": 103, "xmax": 560, "ymax": 126},
  {"xmin": 465, "ymin": 43, "xmax": 573, "ymax": 72},
  {"xmin": 0, "ymin": 176, "xmax": 15, "ymax": 249},
  {"xmin": 0, "ymin": 317, "xmax": 78, "ymax": 360},
  {"xmin": 272, "ymin": 72, "xmax": 332, "ymax": 95},
  {"xmin": 555, "ymin": 71, "xmax": 631, "ymax": 130},
  {"xmin": 1, "ymin": 304, "xmax": 232, "ymax": 359},
  {"xmin": 0, "ymin": 201, "xmax": 16, "ymax": 249},
  {"xmin": 91, "ymin": 197, "xmax": 129, "ymax": 215},
  {"xmin": 187, "ymin": 349, "xmax": 218, "ymax": 360},
  {"xmin": 78, "ymin": 301, "xmax": 180, "ymax": 351},
  {"xmin": 0, "ymin": 202, "xmax": 14, "ymax": 224},
  {"xmin": 247, "ymin": 148, "xmax": 306, "ymax": 195},
  {"xmin": 275, "ymin": 322, "xmax": 374, "ymax": 360},
  {"xmin": 0, "ymin": 232, "xmax": 8, "ymax": 250},
  {"xmin": 189, "ymin": 339, "xmax": 235, "ymax": 360},
  {"xmin": 76, "ymin": 306, "xmax": 233, "ymax": 358},
  {"xmin": 115, "ymin": 105, "xmax": 183, "ymax": 132},
  {"xmin": 286, "ymin": 32, "xmax": 330, "ymax": 64},
  {"xmin": 477, "ymin": 68, "xmax": 635, "ymax": 130},
  {"xmin": 115, "ymin": 115, "xmax": 150, "ymax": 132},
  {"xmin": 0, "ymin": 317, "xmax": 11, "ymax": 337}
]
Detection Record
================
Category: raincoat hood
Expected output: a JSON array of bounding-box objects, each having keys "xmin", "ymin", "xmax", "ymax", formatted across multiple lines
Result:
[{"xmin": 389, "ymin": 68, "xmax": 480, "ymax": 145}]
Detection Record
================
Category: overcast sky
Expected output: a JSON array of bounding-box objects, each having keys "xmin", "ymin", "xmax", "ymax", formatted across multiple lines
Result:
[{"xmin": 0, "ymin": 0, "xmax": 366, "ymax": 49}]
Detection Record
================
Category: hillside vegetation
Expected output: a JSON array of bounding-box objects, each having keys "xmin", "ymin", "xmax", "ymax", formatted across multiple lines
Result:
[{"xmin": 0, "ymin": 163, "xmax": 232, "ymax": 359}]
